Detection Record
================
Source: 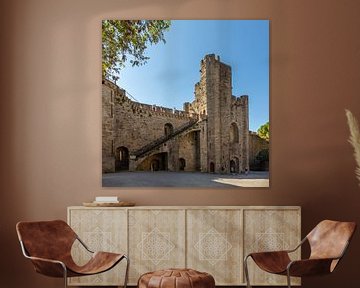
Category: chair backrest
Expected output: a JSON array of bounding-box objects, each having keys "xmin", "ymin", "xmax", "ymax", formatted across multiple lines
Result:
[
  {"xmin": 16, "ymin": 220, "xmax": 77, "ymax": 261},
  {"xmin": 307, "ymin": 220, "xmax": 356, "ymax": 261}
]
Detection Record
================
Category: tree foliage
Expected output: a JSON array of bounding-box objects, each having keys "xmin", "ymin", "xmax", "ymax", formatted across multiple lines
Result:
[
  {"xmin": 257, "ymin": 121, "xmax": 270, "ymax": 141},
  {"xmin": 102, "ymin": 20, "xmax": 171, "ymax": 81}
]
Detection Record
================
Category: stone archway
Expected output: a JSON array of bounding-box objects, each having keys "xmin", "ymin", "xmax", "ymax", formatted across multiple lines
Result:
[
  {"xmin": 164, "ymin": 123, "xmax": 174, "ymax": 137},
  {"xmin": 115, "ymin": 146, "xmax": 129, "ymax": 171},
  {"xmin": 179, "ymin": 158, "xmax": 186, "ymax": 171},
  {"xmin": 230, "ymin": 157, "xmax": 240, "ymax": 173},
  {"xmin": 209, "ymin": 162, "xmax": 215, "ymax": 173},
  {"xmin": 150, "ymin": 159, "xmax": 160, "ymax": 171},
  {"xmin": 137, "ymin": 152, "xmax": 168, "ymax": 171}
]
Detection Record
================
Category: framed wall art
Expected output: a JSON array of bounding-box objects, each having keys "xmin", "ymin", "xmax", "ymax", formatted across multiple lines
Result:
[{"xmin": 102, "ymin": 20, "xmax": 269, "ymax": 187}]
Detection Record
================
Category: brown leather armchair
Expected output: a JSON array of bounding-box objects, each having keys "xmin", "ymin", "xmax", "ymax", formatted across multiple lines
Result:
[
  {"xmin": 16, "ymin": 220, "xmax": 129, "ymax": 288},
  {"xmin": 244, "ymin": 220, "xmax": 356, "ymax": 288}
]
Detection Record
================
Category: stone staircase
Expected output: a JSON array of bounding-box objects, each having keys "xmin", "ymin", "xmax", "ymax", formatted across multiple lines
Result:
[{"xmin": 132, "ymin": 118, "xmax": 199, "ymax": 159}]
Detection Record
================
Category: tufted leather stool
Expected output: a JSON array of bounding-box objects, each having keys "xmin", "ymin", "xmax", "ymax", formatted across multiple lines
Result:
[{"xmin": 138, "ymin": 268, "xmax": 215, "ymax": 288}]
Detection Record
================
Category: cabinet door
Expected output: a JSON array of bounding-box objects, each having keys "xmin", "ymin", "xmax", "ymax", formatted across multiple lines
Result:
[
  {"xmin": 128, "ymin": 209, "xmax": 186, "ymax": 284},
  {"xmin": 68, "ymin": 208, "xmax": 127, "ymax": 286},
  {"xmin": 243, "ymin": 208, "xmax": 301, "ymax": 286},
  {"xmin": 187, "ymin": 209, "xmax": 243, "ymax": 285}
]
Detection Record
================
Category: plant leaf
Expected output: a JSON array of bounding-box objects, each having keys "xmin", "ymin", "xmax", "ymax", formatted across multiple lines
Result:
[{"xmin": 345, "ymin": 109, "xmax": 360, "ymax": 186}]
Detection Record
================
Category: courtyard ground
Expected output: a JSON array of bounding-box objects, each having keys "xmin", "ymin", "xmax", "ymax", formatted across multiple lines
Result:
[{"xmin": 102, "ymin": 171, "xmax": 269, "ymax": 188}]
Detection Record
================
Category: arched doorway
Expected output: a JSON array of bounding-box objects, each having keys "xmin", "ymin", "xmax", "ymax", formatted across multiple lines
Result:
[
  {"xmin": 136, "ymin": 152, "xmax": 168, "ymax": 171},
  {"xmin": 230, "ymin": 157, "xmax": 239, "ymax": 173},
  {"xmin": 209, "ymin": 162, "xmax": 215, "ymax": 173},
  {"xmin": 145, "ymin": 152, "xmax": 168, "ymax": 171},
  {"xmin": 230, "ymin": 122, "xmax": 239, "ymax": 143},
  {"xmin": 150, "ymin": 159, "xmax": 160, "ymax": 171},
  {"xmin": 179, "ymin": 158, "xmax": 186, "ymax": 171},
  {"xmin": 164, "ymin": 123, "xmax": 174, "ymax": 137},
  {"xmin": 115, "ymin": 146, "xmax": 129, "ymax": 171}
]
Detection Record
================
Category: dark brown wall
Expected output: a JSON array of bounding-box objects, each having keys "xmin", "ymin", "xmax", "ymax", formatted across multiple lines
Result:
[{"xmin": 1, "ymin": 0, "xmax": 360, "ymax": 287}]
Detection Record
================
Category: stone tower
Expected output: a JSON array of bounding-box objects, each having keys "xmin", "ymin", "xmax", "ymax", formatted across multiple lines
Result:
[{"xmin": 191, "ymin": 54, "xmax": 249, "ymax": 173}]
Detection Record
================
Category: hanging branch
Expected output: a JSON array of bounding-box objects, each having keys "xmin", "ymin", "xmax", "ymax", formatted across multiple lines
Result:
[{"xmin": 345, "ymin": 109, "xmax": 360, "ymax": 186}]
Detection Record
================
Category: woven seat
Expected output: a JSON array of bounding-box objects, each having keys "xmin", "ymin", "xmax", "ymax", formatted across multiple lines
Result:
[{"xmin": 138, "ymin": 268, "xmax": 215, "ymax": 288}]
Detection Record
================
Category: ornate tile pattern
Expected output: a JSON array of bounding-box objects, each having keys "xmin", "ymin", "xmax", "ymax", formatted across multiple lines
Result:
[
  {"xmin": 68, "ymin": 207, "xmax": 300, "ymax": 286},
  {"xmin": 68, "ymin": 209, "xmax": 127, "ymax": 286},
  {"xmin": 128, "ymin": 209, "xmax": 186, "ymax": 284},
  {"xmin": 83, "ymin": 227, "xmax": 113, "ymax": 252},
  {"xmin": 252, "ymin": 228, "xmax": 288, "ymax": 252},
  {"xmin": 194, "ymin": 227, "xmax": 232, "ymax": 265},
  {"xmin": 244, "ymin": 209, "xmax": 301, "ymax": 286},
  {"xmin": 187, "ymin": 209, "xmax": 242, "ymax": 285},
  {"xmin": 138, "ymin": 228, "xmax": 175, "ymax": 265}
]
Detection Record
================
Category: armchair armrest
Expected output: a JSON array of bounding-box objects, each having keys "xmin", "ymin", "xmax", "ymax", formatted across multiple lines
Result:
[
  {"xmin": 285, "ymin": 237, "xmax": 307, "ymax": 253},
  {"xmin": 76, "ymin": 236, "xmax": 94, "ymax": 253},
  {"xmin": 287, "ymin": 239, "xmax": 351, "ymax": 277},
  {"xmin": 19, "ymin": 240, "xmax": 67, "ymax": 277},
  {"xmin": 245, "ymin": 236, "xmax": 306, "ymax": 259},
  {"xmin": 25, "ymin": 255, "xmax": 67, "ymax": 277},
  {"xmin": 247, "ymin": 251, "xmax": 292, "ymax": 274},
  {"xmin": 287, "ymin": 257, "xmax": 336, "ymax": 277}
]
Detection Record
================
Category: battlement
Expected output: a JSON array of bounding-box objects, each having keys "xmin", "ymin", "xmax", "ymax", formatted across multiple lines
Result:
[
  {"xmin": 203, "ymin": 53, "xmax": 220, "ymax": 62},
  {"xmin": 102, "ymin": 79, "xmax": 125, "ymax": 94},
  {"xmin": 231, "ymin": 95, "xmax": 248, "ymax": 106},
  {"xmin": 130, "ymin": 101, "xmax": 193, "ymax": 119},
  {"xmin": 201, "ymin": 54, "xmax": 232, "ymax": 71},
  {"xmin": 103, "ymin": 79, "xmax": 194, "ymax": 120}
]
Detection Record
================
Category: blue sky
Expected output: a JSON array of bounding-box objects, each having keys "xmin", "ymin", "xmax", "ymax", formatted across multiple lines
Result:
[{"xmin": 117, "ymin": 20, "xmax": 269, "ymax": 131}]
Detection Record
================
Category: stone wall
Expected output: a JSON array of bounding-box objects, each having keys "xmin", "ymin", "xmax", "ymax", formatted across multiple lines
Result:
[
  {"xmin": 102, "ymin": 79, "xmax": 194, "ymax": 172},
  {"xmin": 249, "ymin": 132, "xmax": 269, "ymax": 171},
  {"xmin": 102, "ymin": 83, "xmax": 115, "ymax": 172},
  {"xmin": 112, "ymin": 91, "xmax": 192, "ymax": 153},
  {"xmin": 102, "ymin": 54, "xmax": 252, "ymax": 174},
  {"xmin": 178, "ymin": 130, "xmax": 201, "ymax": 171}
]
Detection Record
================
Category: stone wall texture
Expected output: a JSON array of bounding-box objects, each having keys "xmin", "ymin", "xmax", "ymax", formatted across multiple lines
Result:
[
  {"xmin": 102, "ymin": 54, "xmax": 265, "ymax": 174},
  {"xmin": 249, "ymin": 132, "xmax": 269, "ymax": 171}
]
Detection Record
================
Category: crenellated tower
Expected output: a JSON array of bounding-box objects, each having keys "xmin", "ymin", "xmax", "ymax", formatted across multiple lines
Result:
[{"xmin": 189, "ymin": 54, "xmax": 249, "ymax": 173}]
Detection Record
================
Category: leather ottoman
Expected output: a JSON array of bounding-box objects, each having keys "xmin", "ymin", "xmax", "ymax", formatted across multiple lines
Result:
[{"xmin": 138, "ymin": 268, "xmax": 215, "ymax": 288}]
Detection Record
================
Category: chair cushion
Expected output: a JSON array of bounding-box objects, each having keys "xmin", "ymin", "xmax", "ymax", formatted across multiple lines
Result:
[{"xmin": 138, "ymin": 268, "xmax": 215, "ymax": 288}]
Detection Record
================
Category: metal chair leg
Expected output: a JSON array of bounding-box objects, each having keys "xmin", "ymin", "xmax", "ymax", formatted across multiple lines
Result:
[
  {"xmin": 286, "ymin": 269, "xmax": 292, "ymax": 288},
  {"xmin": 244, "ymin": 255, "xmax": 252, "ymax": 288},
  {"xmin": 61, "ymin": 264, "xmax": 68, "ymax": 288},
  {"xmin": 123, "ymin": 255, "xmax": 130, "ymax": 288}
]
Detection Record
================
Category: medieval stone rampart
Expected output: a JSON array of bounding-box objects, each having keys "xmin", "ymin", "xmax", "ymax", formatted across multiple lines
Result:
[{"xmin": 102, "ymin": 54, "xmax": 265, "ymax": 174}]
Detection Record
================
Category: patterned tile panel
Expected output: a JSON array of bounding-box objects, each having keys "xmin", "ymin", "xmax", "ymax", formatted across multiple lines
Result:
[
  {"xmin": 138, "ymin": 227, "xmax": 175, "ymax": 264},
  {"xmin": 244, "ymin": 209, "xmax": 301, "ymax": 286},
  {"xmin": 68, "ymin": 208, "xmax": 127, "ymax": 286},
  {"xmin": 187, "ymin": 209, "xmax": 243, "ymax": 285},
  {"xmin": 68, "ymin": 207, "xmax": 300, "ymax": 286},
  {"xmin": 128, "ymin": 209, "xmax": 186, "ymax": 284}
]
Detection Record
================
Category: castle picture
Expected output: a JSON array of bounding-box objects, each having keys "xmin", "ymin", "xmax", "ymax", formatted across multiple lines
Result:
[{"xmin": 102, "ymin": 54, "xmax": 269, "ymax": 178}]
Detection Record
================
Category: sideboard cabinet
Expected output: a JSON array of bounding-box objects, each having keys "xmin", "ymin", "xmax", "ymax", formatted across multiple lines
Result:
[{"xmin": 67, "ymin": 206, "xmax": 301, "ymax": 286}]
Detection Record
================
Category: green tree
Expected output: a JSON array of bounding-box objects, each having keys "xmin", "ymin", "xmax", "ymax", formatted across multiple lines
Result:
[
  {"xmin": 102, "ymin": 20, "xmax": 171, "ymax": 81},
  {"xmin": 257, "ymin": 121, "xmax": 270, "ymax": 141}
]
